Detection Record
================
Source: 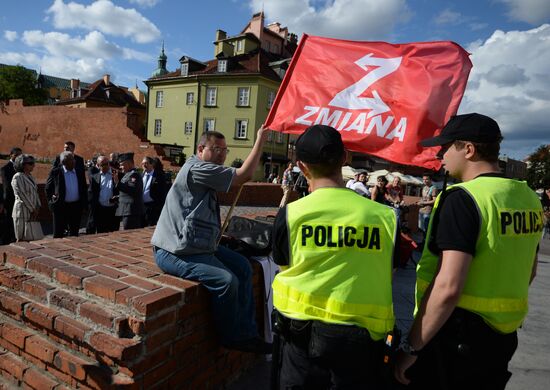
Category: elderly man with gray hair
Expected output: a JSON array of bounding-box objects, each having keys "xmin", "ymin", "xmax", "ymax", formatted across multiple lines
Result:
[{"xmin": 46, "ymin": 151, "xmax": 87, "ymax": 238}]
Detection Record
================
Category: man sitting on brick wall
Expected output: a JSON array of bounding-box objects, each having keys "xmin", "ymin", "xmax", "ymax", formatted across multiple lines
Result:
[{"xmin": 151, "ymin": 126, "xmax": 272, "ymax": 354}]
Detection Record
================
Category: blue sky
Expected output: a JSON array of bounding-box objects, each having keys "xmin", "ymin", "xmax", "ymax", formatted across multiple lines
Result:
[{"xmin": 1, "ymin": 0, "xmax": 549, "ymax": 159}]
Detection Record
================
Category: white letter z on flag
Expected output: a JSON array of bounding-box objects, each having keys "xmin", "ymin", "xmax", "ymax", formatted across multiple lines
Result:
[{"xmin": 329, "ymin": 54, "xmax": 402, "ymax": 118}]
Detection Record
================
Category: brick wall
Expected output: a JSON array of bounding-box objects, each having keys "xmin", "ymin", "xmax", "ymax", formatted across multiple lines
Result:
[
  {"xmin": 0, "ymin": 229, "xmax": 264, "ymax": 389},
  {"xmin": 0, "ymin": 100, "xmax": 168, "ymax": 168}
]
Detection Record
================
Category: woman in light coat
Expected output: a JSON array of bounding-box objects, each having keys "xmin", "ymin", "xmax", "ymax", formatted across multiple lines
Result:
[{"xmin": 11, "ymin": 154, "xmax": 42, "ymax": 241}]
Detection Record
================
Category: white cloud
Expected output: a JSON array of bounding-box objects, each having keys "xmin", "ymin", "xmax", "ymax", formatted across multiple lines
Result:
[
  {"xmin": 47, "ymin": 0, "xmax": 161, "ymax": 44},
  {"xmin": 460, "ymin": 24, "xmax": 550, "ymax": 158},
  {"xmin": 248, "ymin": 0, "xmax": 409, "ymax": 41},
  {"xmin": 434, "ymin": 9, "xmax": 462, "ymax": 25},
  {"xmin": 499, "ymin": 0, "xmax": 550, "ymax": 25},
  {"xmin": 128, "ymin": 0, "xmax": 161, "ymax": 8},
  {"xmin": 4, "ymin": 30, "xmax": 18, "ymax": 41}
]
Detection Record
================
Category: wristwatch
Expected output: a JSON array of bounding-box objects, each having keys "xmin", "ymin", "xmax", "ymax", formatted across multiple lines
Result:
[{"xmin": 401, "ymin": 339, "xmax": 421, "ymax": 356}]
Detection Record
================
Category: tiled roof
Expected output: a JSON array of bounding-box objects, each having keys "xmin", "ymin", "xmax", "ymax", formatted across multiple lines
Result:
[
  {"xmin": 148, "ymin": 49, "xmax": 286, "ymax": 83},
  {"xmin": 39, "ymin": 74, "xmax": 91, "ymax": 90},
  {"xmin": 56, "ymin": 79, "xmax": 144, "ymax": 108}
]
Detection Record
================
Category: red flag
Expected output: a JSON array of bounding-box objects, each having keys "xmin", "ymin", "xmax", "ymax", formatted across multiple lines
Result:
[{"xmin": 265, "ymin": 35, "xmax": 472, "ymax": 170}]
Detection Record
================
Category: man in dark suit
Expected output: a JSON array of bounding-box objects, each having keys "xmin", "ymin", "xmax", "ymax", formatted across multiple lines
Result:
[
  {"xmin": 53, "ymin": 141, "xmax": 86, "ymax": 183},
  {"xmin": 1, "ymin": 147, "xmax": 22, "ymax": 244},
  {"xmin": 141, "ymin": 156, "xmax": 166, "ymax": 226},
  {"xmin": 46, "ymin": 151, "xmax": 87, "ymax": 238},
  {"xmin": 85, "ymin": 154, "xmax": 101, "ymax": 234},
  {"xmin": 114, "ymin": 152, "xmax": 144, "ymax": 230},
  {"xmin": 89, "ymin": 155, "xmax": 120, "ymax": 233}
]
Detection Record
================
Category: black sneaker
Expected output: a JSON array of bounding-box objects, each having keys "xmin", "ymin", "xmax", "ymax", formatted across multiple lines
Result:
[{"xmin": 223, "ymin": 337, "xmax": 273, "ymax": 354}]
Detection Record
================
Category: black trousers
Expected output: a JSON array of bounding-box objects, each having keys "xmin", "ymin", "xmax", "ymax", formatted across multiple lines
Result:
[
  {"xmin": 95, "ymin": 205, "xmax": 119, "ymax": 233},
  {"xmin": 276, "ymin": 316, "xmax": 385, "ymax": 389},
  {"xmin": 121, "ymin": 215, "xmax": 142, "ymax": 230},
  {"xmin": 407, "ymin": 308, "xmax": 518, "ymax": 390},
  {"xmin": 1, "ymin": 203, "xmax": 16, "ymax": 244},
  {"xmin": 52, "ymin": 202, "xmax": 82, "ymax": 238},
  {"xmin": 143, "ymin": 201, "xmax": 160, "ymax": 226}
]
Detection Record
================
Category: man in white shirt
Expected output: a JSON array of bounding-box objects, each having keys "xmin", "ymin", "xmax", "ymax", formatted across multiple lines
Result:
[
  {"xmin": 345, "ymin": 172, "xmax": 360, "ymax": 189},
  {"xmin": 89, "ymin": 155, "xmax": 119, "ymax": 233},
  {"xmin": 46, "ymin": 151, "xmax": 87, "ymax": 238},
  {"xmin": 352, "ymin": 172, "xmax": 371, "ymax": 198},
  {"xmin": 141, "ymin": 157, "xmax": 165, "ymax": 226}
]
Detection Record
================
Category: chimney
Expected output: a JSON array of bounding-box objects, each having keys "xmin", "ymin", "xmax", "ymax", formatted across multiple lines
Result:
[
  {"xmin": 70, "ymin": 79, "xmax": 80, "ymax": 90},
  {"xmin": 103, "ymin": 74, "xmax": 110, "ymax": 86},
  {"xmin": 215, "ymin": 30, "xmax": 227, "ymax": 41}
]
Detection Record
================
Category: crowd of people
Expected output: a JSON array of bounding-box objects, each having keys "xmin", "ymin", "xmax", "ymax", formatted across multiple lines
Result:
[{"xmin": 0, "ymin": 141, "xmax": 168, "ymax": 244}]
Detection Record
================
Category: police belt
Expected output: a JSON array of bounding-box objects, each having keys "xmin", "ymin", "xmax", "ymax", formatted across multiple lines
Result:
[{"xmin": 272, "ymin": 310, "xmax": 376, "ymax": 348}]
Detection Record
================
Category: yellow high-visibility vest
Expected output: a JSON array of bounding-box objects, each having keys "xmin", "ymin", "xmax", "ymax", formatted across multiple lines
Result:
[
  {"xmin": 416, "ymin": 177, "xmax": 543, "ymax": 333},
  {"xmin": 273, "ymin": 187, "xmax": 397, "ymax": 341}
]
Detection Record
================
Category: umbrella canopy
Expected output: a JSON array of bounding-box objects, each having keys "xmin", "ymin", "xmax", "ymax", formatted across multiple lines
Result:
[{"xmin": 342, "ymin": 166, "xmax": 361, "ymax": 180}]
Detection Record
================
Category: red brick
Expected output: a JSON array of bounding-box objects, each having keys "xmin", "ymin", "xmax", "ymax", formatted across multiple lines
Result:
[
  {"xmin": 45, "ymin": 365, "xmax": 72, "ymax": 386},
  {"xmin": 115, "ymin": 286, "xmax": 147, "ymax": 305},
  {"xmin": 145, "ymin": 326, "xmax": 178, "ymax": 350},
  {"xmin": 121, "ymin": 265, "xmax": 159, "ymax": 278},
  {"xmin": 54, "ymin": 315, "xmax": 91, "ymax": 342},
  {"xmin": 53, "ymin": 350, "xmax": 90, "ymax": 381},
  {"xmin": 49, "ymin": 290, "xmax": 85, "ymax": 313},
  {"xmin": 31, "ymin": 247, "xmax": 69, "ymax": 258},
  {"xmin": 54, "ymin": 265, "xmax": 96, "ymax": 288},
  {"xmin": 21, "ymin": 279, "xmax": 54, "ymax": 303},
  {"xmin": 10, "ymin": 241, "xmax": 43, "ymax": 251},
  {"xmin": 23, "ymin": 367, "xmax": 58, "ymax": 390},
  {"xmin": 88, "ymin": 332, "xmax": 142, "ymax": 361},
  {"xmin": 143, "ymin": 359, "xmax": 177, "ymax": 389},
  {"xmin": 122, "ymin": 344, "xmax": 170, "ymax": 377},
  {"xmin": 88, "ymin": 265, "xmax": 128, "ymax": 279},
  {"xmin": 0, "ymin": 289, "xmax": 30, "ymax": 318},
  {"xmin": 0, "ymin": 267, "xmax": 32, "ymax": 290},
  {"xmin": 0, "ymin": 322, "xmax": 33, "ymax": 349},
  {"xmin": 83, "ymin": 275, "xmax": 129, "ymax": 301},
  {"xmin": 152, "ymin": 274, "xmax": 196, "ymax": 291},
  {"xmin": 24, "ymin": 303, "xmax": 58, "ymax": 330},
  {"xmin": 131, "ymin": 288, "xmax": 182, "ymax": 315},
  {"xmin": 25, "ymin": 335, "xmax": 58, "ymax": 363},
  {"xmin": 143, "ymin": 309, "xmax": 177, "ymax": 334},
  {"xmin": 26, "ymin": 257, "xmax": 68, "ymax": 277},
  {"xmin": 120, "ymin": 276, "xmax": 161, "ymax": 291},
  {"xmin": 3, "ymin": 247, "xmax": 40, "ymax": 268},
  {"xmin": 0, "ymin": 351, "xmax": 27, "ymax": 381},
  {"xmin": 128, "ymin": 317, "xmax": 145, "ymax": 335},
  {"xmin": 79, "ymin": 302, "xmax": 115, "ymax": 328}
]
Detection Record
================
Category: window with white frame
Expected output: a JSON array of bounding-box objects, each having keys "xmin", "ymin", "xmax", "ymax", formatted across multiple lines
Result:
[
  {"xmin": 206, "ymin": 87, "xmax": 217, "ymax": 106},
  {"xmin": 276, "ymin": 131, "xmax": 284, "ymax": 143},
  {"xmin": 237, "ymin": 87, "xmax": 250, "ymax": 106},
  {"xmin": 155, "ymin": 91, "xmax": 164, "ymax": 108},
  {"xmin": 217, "ymin": 60, "xmax": 227, "ymax": 73},
  {"xmin": 236, "ymin": 40, "xmax": 243, "ymax": 52},
  {"xmin": 267, "ymin": 90, "xmax": 276, "ymax": 108},
  {"xmin": 235, "ymin": 119, "xmax": 248, "ymax": 139},
  {"xmin": 204, "ymin": 118, "xmax": 215, "ymax": 132},
  {"xmin": 186, "ymin": 92, "xmax": 194, "ymax": 105},
  {"xmin": 181, "ymin": 63, "xmax": 188, "ymax": 76},
  {"xmin": 184, "ymin": 121, "xmax": 193, "ymax": 135},
  {"xmin": 154, "ymin": 119, "xmax": 162, "ymax": 136}
]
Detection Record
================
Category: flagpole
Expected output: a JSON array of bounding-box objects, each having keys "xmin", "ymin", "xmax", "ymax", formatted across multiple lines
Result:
[{"xmin": 217, "ymin": 184, "xmax": 244, "ymax": 246}]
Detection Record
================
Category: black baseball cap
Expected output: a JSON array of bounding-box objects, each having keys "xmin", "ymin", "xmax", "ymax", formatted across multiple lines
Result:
[
  {"xmin": 295, "ymin": 125, "xmax": 345, "ymax": 164},
  {"xmin": 118, "ymin": 152, "xmax": 135, "ymax": 162},
  {"xmin": 421, "ymin": 113, "xmax": 502, "ymax": 147}
]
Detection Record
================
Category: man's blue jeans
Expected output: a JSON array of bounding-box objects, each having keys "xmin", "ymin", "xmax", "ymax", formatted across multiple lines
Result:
[{"xmin": 154, "ymin": 245, "xmax": 258, "ymax": 344}]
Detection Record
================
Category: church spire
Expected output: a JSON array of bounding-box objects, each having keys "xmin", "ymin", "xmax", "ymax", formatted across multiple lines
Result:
[{"xmin": 152, "ymin": 41, "xmax": 168, "ymax": 78}]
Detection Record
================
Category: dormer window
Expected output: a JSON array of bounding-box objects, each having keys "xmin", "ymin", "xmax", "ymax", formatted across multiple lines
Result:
[
  {"xmin": 218, "ymin": 59, "xmax": 227, "ymax": 73},
  {"xmin": 236, "ymin": 40, "xmax": 243, "ymax": 52},
  {"xmin": 181, "ymin": 63, "xmax": 188, "ymax": 76}
]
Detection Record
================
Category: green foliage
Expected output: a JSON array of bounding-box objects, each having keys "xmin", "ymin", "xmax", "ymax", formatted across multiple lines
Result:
[
  {"xmin": 231, "ymin": 158, "xmax": 244, "ymax": 168},
  {"xmin": 0, "ymin": 65, "xmax": 48, "ymax": 106},
  {"xmin": 526, "ymin": 145, "xmax": 550, "ymax": 189}
]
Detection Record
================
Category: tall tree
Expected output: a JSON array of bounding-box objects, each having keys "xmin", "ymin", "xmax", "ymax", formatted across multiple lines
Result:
[
  {"xmin": 526, "ymin": 144, "xmax": 550, "ymax": 189},
  {"xmin": 0, "ymin": 65, "xmax": 48, "ymax": 106}
]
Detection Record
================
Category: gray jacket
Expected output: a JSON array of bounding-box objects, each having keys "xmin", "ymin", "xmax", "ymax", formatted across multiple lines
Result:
[
  {"xmin": 115, "ymin": 169, "xmax": 144, "ymax": 217},
  {"xmin": 151, "ymin": 155, "xmax": 235, "ymax": 255}
]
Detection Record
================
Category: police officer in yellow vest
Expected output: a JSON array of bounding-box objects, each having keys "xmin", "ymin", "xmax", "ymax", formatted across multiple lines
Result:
[
  {"xmin": 394, "ymin": 113, "xmax": 543, "ymax": 389},
  {"xmin": 271, "ymin": 125, "xmax": 397, "ymax": 389}
]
